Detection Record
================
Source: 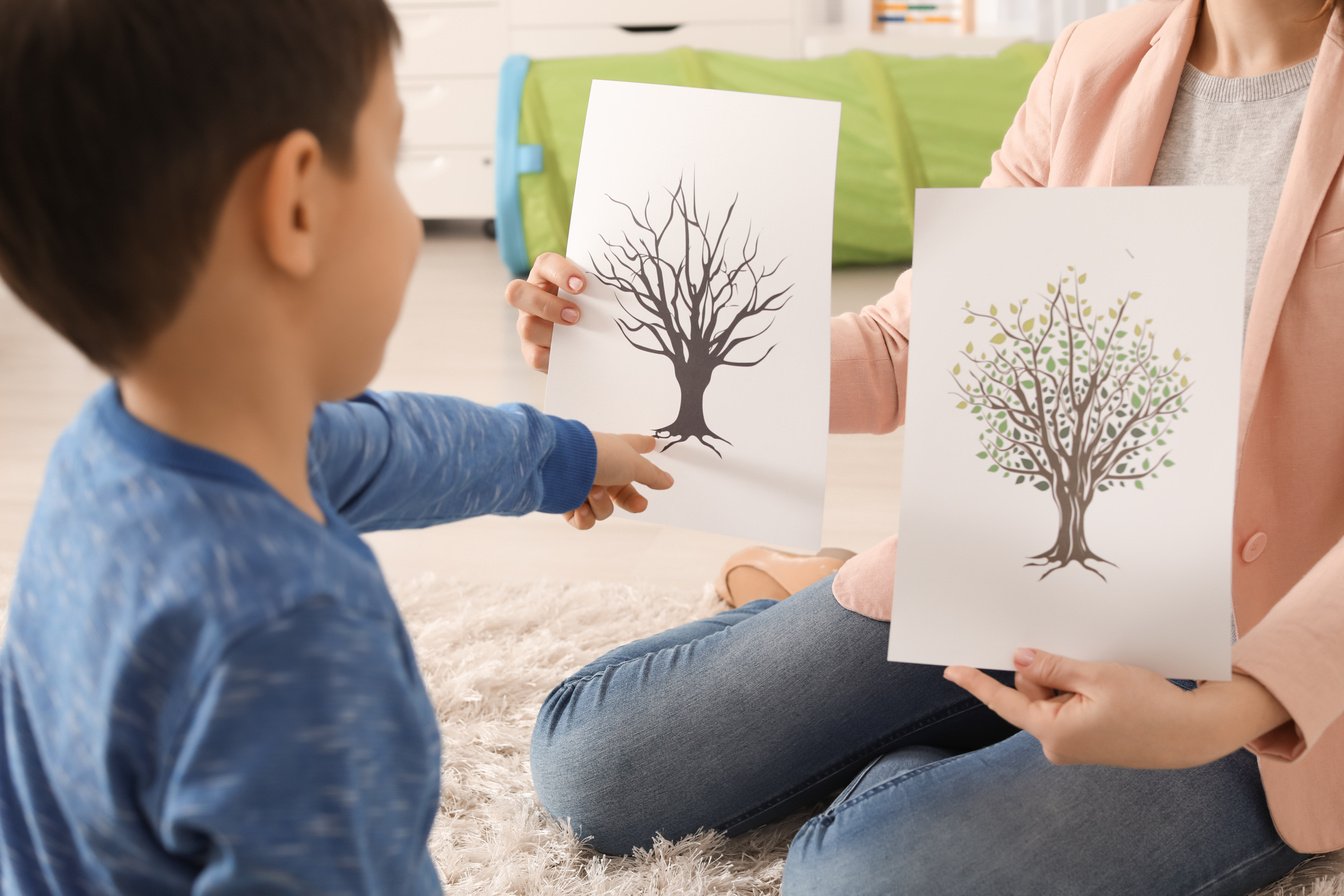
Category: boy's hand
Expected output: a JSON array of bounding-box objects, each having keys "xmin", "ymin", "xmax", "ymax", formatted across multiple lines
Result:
[
  {"xmin": 506, "ymin": 253, "xmax": 587, "ymax": 372},
  {"xmin": 566, "ymin": 433, "xmax": 673, "ymax": 530}
]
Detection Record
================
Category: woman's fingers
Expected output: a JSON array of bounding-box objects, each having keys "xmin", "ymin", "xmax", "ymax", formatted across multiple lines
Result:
[
  {"xmin": 1015, "ymin": 671, "xmax": 1056, "ymax": 702},
  {"xmin": 528, "ymin": 252, "xmax": 587, "ymax": 295},
  {"xmin": 506, "ymin": 280, "xmax": 579, "ymax": 325},
  {"xmin": 516, "ymin": 312, "xmax": 555, "ymax": 349}
]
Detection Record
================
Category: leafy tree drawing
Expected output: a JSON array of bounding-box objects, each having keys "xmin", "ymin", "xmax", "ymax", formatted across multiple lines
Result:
[
  {"xmin": 588, "ymin": 175, "xmax": 791, "ymax": 456},
  {"xmin": 950, "ymin": 267, "xmax": 1194, "ymax": 580}
]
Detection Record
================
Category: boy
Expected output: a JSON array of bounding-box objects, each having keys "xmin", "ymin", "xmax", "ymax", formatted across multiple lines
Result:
[{"xmin": 0, "ymin": 1, "xmax": 670, "ymax": 892}]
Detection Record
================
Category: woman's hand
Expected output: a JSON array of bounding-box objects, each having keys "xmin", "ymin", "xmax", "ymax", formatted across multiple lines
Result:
[
  {"xmin": 944, "ymin": 649, "xmax": 1292, "ymax": 769},
  {"xmin": 505, "ymin": 252, "xmax": 587, "ymax": 372},
  {"xmin": 565, "ymin": 433, "xmax": 674, "ymax": 531}
]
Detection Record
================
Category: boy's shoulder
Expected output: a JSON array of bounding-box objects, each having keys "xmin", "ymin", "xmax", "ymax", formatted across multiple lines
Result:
[{"xmin": 14, "ymin": 388, "xmax": 399, "ymax": 653}]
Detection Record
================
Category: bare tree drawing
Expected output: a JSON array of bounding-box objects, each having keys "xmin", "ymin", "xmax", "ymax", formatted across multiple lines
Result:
[
  {"xmin": 950, "ymin": 267, "xmax": 1194, "ymax": 580},
  {"xmin": 588, "ymin": 176, "xmax": 791, "ymax": 456}
]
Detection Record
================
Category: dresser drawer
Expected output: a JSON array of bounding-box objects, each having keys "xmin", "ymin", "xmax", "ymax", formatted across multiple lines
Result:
[
  {"xmin": 397, "ymin": 148, "xmax": 495, "ymax": 219},
  {"xmin": 510, "ymin": 22, "xmax": 798, "ymax": 59},
  {"xmin": 400, "ymin": 77, "xmax": 496, "ymax": 147},
  {"xmin": 393, "ymin": 4, "xmax": 506, "ymax": 77},
  {"xmin": 508, "ymin": 0, "xmax": 790, "ymax": 27}
]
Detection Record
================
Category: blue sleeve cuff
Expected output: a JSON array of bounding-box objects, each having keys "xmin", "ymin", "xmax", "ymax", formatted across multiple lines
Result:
[{"xmin": 538, "ymin": 417, "xmax": 597, "ymax": 514}]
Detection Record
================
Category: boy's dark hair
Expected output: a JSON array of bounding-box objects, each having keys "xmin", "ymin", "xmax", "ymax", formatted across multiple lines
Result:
[{"xmin": 0, "ymin": 1, "xmax": 400, "ymax": 371}]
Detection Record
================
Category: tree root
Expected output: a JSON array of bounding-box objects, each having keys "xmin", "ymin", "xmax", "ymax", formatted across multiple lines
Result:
[
  {"xmin": 1024, "ymin": 553, "xmax": 1115, "ymax": 582},
  {"xmin": 653, "ymin": 426, "xmax": 733, "ymax": 458}
]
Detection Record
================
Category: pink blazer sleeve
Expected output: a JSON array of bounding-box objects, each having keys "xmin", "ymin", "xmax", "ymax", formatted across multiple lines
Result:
[
  {"xmin": 1233, "ymin": 536, "xmax": 1344, "ymax": 761},
  {"xmin": 828, "ymin": 22, "xmax": 1080, "ymax": 435}
]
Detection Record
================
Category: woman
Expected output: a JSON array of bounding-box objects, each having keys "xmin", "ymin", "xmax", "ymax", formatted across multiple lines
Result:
[{"xmin": 507, "ymin": 0, "xmax": 1343, "ymax": 891}]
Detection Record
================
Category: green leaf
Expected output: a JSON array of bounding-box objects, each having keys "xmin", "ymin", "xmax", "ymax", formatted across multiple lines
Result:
[
  {"xmin": 976, "ymin": 451, "xmax": 989, "ymax": 459},
  {"xmin": 988, "ymin": 465, "xmax": 1000, "ymax": 473},
  {"xmin": 1046, "ymin": 358, "xmax": 1056, "ymax": 372},
  {"xmin": 1163, "ymin": 459, "xmax": 1175, "ymax": 467},
  {"xmin": 1034, "ymin": 481, "xmax": 1051, "ymax": 491},
  {"xmin": 1135, "ymin": 480, "xmax": 1145, "ymax": 490},
  {"xmin": 1131, "ymin": 394, "xmax": 1142, "ymax": 409},
  {"xmin": 990, "ymin": 333, "xmax": 1007, "ymax": 345},
  {"xmin": 1016, "ymin": 475, "xmax": 1025, "ymax": 484},
  {"xmin": 1023, "ymin": 318, "xmax": 1035, "ymax": 333}
]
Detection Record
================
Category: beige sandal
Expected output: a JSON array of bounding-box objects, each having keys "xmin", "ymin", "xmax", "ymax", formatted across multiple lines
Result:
[{"xmin": 715, "ymin": 546, "xmax": 856, "ymax": 607}]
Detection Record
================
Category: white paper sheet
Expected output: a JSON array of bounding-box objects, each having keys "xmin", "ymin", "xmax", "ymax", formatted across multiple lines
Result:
[
  {"xmin": 546, "ymin": 81, "xmax": 841, "ymax": 549},
  {"xmin": 889, "ymin": 187, "xmax": 1248, "ymax": 680}
]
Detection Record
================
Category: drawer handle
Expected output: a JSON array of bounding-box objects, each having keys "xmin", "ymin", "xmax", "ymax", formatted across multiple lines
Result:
[{"xmin": 618, "ymin": 24, "xmax": 684, "ymax": 34}]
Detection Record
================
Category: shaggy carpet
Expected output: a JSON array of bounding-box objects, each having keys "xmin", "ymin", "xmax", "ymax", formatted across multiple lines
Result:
[{"xmin": 1, "ymin": 561, "xmax": 1341, "ymax": 894}]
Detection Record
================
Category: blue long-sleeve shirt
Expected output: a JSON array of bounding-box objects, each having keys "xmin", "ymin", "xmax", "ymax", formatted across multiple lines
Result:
[{"xmin": 0, "ymin": 385, "xmax": 597, "ymax": 895}]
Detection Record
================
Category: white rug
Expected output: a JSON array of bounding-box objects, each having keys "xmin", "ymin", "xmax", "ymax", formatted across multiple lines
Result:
[{"xmin": 1, "ymin": 563, "xmax": 1340, "ymax": 894}]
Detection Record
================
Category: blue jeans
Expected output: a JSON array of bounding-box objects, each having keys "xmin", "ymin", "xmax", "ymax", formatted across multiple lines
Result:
[{"xmin": 530, "ymin": 576, "xmax": 1311, "ymax": 895}]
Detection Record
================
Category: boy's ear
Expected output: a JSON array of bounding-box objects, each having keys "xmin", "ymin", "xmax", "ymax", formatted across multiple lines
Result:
[{"xmin": 258, "ymin": 130, "xmax": 324, "ymax": 279}]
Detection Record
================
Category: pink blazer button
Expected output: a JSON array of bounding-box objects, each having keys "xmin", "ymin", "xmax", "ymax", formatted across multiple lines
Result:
[{"xmin": 1241, "ymin": 532, "xmax": 1268, "ymax": 563}]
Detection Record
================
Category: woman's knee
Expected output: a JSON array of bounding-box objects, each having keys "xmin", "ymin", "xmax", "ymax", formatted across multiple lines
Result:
[
  {"xmin": 782, "ymin": 794, "xmax": 956, "ymax": 896},
  {"xmin": 529, "ymin": 679, "xmax": 666, "ymax": 855},
  {"xmin": 782, "ymin": 812, "xmax": 902, "ymax": 896}
]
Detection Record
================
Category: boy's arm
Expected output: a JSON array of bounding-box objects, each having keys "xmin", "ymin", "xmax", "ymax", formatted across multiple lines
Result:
[
  {"xmin": 155, "ymin": 600, "xmax": 442, "ymax": 895},
  {"xmin": 310, "ymin": 392, "xmax": 597, "ymax": 532}
]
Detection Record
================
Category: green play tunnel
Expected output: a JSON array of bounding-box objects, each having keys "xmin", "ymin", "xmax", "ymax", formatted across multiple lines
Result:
[{"xmin": 494, "ymin": 44, "xmax": 1051, "ymax": 275}]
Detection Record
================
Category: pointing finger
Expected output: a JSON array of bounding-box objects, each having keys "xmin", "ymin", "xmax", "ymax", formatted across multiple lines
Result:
[{"xmin": 630, "ymin": 454, "xmax": 673, "ymax": 490}]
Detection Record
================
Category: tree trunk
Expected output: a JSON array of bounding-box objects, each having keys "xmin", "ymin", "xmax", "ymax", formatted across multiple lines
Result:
[
  {"xmin": 654, "ymin": 363, "xmax": 729, "ymax": 455},
  {"xmin": 1028, "ymin": 481, "xmax": 1111, "ymax": 579}
]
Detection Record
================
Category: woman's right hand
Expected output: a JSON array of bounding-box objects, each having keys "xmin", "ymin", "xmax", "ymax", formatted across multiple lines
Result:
[{"xmin": 505, "ymin": 252, "xmax": 588, "ymax": 372}]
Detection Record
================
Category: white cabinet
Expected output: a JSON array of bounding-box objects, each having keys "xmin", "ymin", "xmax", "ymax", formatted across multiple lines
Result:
[{"xmin": 389, "ymin": 0, "xmax": 808, "ymax": 219}]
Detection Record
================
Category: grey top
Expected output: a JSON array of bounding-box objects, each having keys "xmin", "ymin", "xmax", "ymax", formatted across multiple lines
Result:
[{"xmin": 1150, "ymin": 56, "xmax": 1317, "ymax": 327}]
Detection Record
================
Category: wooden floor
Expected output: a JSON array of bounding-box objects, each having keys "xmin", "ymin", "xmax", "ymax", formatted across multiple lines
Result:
[{"xmin": 0, "ymin": 222, "xmax": 906, "ymax": 590}]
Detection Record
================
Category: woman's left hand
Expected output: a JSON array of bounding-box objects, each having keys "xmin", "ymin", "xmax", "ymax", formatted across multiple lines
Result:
[{"xmin": 944, "ymin": 649, "xmax": 1291, "ymax": 769}]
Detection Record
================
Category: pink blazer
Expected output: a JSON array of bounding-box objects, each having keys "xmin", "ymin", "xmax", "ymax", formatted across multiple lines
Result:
[{"xmin": 828, "ymin": 0, "xmax": 1344, "ymax": 853}]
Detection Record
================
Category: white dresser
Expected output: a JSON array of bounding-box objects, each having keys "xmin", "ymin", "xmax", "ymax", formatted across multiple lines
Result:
[{"xmin": 388, "ymin": 0, "xmax": 810, "ymax": 220}]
